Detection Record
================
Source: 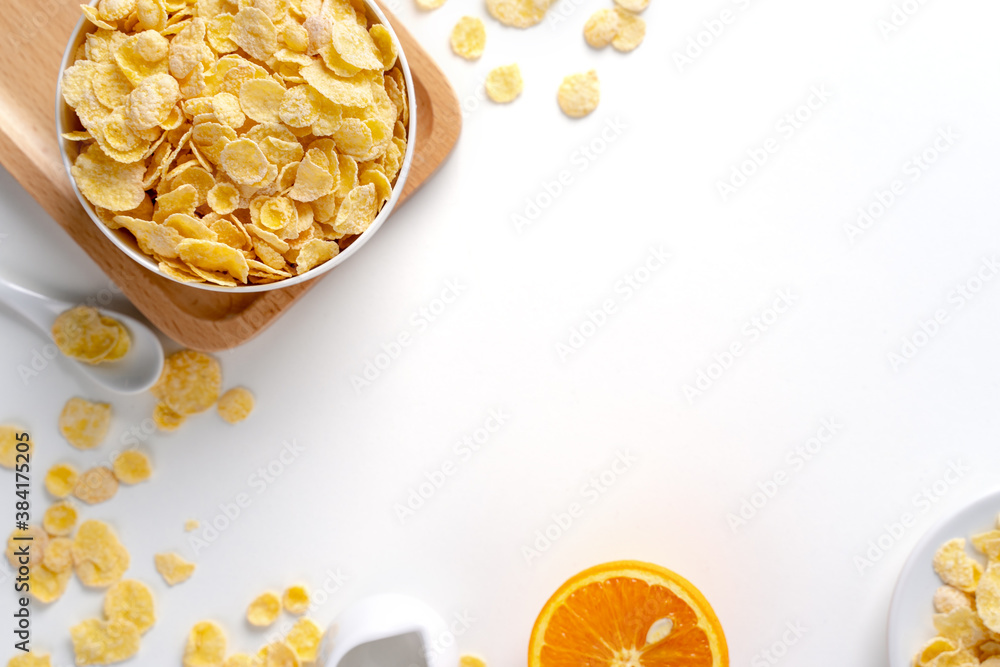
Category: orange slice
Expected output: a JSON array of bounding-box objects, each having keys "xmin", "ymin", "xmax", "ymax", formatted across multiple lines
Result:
[{"xmin": 528, "ymin": 560, "xmax": 728, "ymax": 667}]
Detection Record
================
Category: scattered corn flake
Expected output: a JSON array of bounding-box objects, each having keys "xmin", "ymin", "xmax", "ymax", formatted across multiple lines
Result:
[
  {"xmin": 185, "ymin": 519, "xmax": 200, "ymax": 531},
  {"xmin": 153, "ymin": 403, "xmax": 187, "ymax": 431},
  {"xmin": 52, "ymin": 306, "xmax": 125, "ymax": 363},
  {"xmin": 485, "ymin": 64, "xmax": 523, "ymax": 104},
  {"xmin": 282, "ymin": 585, "xmax": 310, "ymax": 615},
  {"xmin": 557, "ymin": 70, "xmax": 599, "ymax": 118},
  {"xmin": 184, "ymin": 621, "xmax": 227, "ymax": 667},
  {"xmin": 415, "ymin": 0, "xmax": 446, "ymax": 9},
  {"xmin": 7, "ymin": 526, "xmax": 48, "ymax": 568},
  {"xmin": 933, "ymin": 585, "xmax": 972, "ymax": 614},
  {"xmin": 73, "ymin": 520, "xmax": 130, "ymax": 588},
  {"xmin": 43, "ymin": 536, "xmax": 74, "ymax": 573},
  {"xmin": 611, "ymin": 8, "xmax": 645, "ymax": 52},
  {"xmin": 286, "ymin": 618, "xmax": 321, "ymax": 662},
  {"xmin": 486, "ymin": 0, "xmax": 552, "ymax": 28},
  {"xmin": 74, "ymin": 467, "xmax": 120, "ymax": 505},
  {"xmin": 247, "ymin": 592, "xmax": 282, "ymax": 627},
  {"xmin": 59, "ymin": 397, "xmax": 112, "ymax": 450},
  {"xmin": 933, "ymin": 538, "xmax": 982, "ymax": 593},
  {"xmin": 31, "ymin": 564, "xmax": 73, "ymax": 603},
  {"xmin": 70, "ymin": 618, "xmax": 141, "ymax": 666},
  {"xmin": 152, "ymin": 350, "xmax": 223, "ymax": 416},
  {"xmin": 112, "ymin": 450, "xmax": 153, "ymax": 485},
  {"xmin": 104, "ymin": 579, "xmax": 157, "ymax": 634},
  {"xmin": 155, "ymin": 551, "xmax": 196, "ymax": 586},
  {"xmin": 6, "ymin": 652, "xmax": 51, "ymax": 667},
  {"xmin": 460, "ymin": 656, "xmax": 487, "ymax": 667},
  {"xmin": 217, "ymin": 388, "xmax": 256, "ymax": 424},
  {"xmin": 613, "ymin": 0, "xmax": 648, "ymax": 12},
  {"xmin": 0, "ymin": 425, "xmax": 29, "ymax": 469},
  {"xmin": 450, "ymin": 17, "xmax": 486, "ymax": 60},
  {"xmin": 257, "ymin": 642, "xmax": 298, "ymax": 667},
  {"xmin": 584, "ymin": 8, "xmax": 619, "ymax": 48},
  {"xmin": 43, "ymin": 501, "xmax": 78, "ymax": 537}
]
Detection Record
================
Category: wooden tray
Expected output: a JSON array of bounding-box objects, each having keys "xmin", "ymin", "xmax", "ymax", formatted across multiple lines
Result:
[{"xmin": 0, "ymin": 1, "xmax": 460, "ymax": 351}]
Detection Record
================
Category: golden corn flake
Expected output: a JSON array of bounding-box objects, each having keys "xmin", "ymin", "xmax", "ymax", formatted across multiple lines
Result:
[
  {"xmin": 185, "ymin": 519, "xmax": 200, "ymax": 531},
  {"xmin": 240, "ymin": 79, "xmax": 287, "ymax": 124},
  {"xmin": 43, "ymin": 536, "xmax": 74, "ymax": 573},
  {"xmin": 557, "ymin": 70, "xmax": 599, "ymax": 118},
  {"xmin": 330, "ymin": 21, "xmax": 383, "ymax": 70},
  {"xmin": 282, "ymin": 585, "xmax": 310, "ymax": 614},
  {"xmin": 614, "ymin": 0, "xmax": 648, "ymax": 12},
  {"xmin": 43, "ymin": 501, "xmax": 78, "ymax": 537},
  {"xmin": 415, "ymin": 0, "xmax": 446, "ymax": 9},
  {"xmin": 74, "ymin": 467, "xmax": 120, "ymax": 505},
  {"xmin": 52, "ymin": 306, "xmax": 124, "ymax": 363},
  {"xmin": 369, "ymin": 25, "xmax": 397, "ymax": 70},
  {"xmin": 72, "ymin": 144, "xmax": 146, "ymax": 210},
  {"xmin": 208, "ymin": 182, "xmax": 242, "ymax": 214},
  {"xmin": 73, "ymin": 520, "xmax": 130, "ymax": 588},
  {"xmin": 450, "ymin": 17, "xmax": 486, "ymax": 60},
  {"xmin": 126, "ymin": 72, "xmax": 182, "ymax": 130},
  {"xmin": 933, "ymin": 607, "xmax": 987, "ymax": 647},
  {"xmin": 247, "ymin": 591, "xmax": 282, "ymax": 626},
  {"xmin": 611, "ymin": 8, "xmax": 645, "ymax": 52},
  {"xmin": 301, "ymin": 61, "xmax": 373, "ymax": 108},
  {"xmin": 152, "ymin": 350, "xmax": 223, "ymax": 416},
  {"xmin": 584, "ymin": 8, "xmax": 619, "ymax": 48},
  {"xmin": 222, "ymin": 654, "xmax": 261, "ymax": 667},
  {"xmin": 977, "ymin": 564, "xmax": 1000, "ymax": 632},
  {"xmin": 155, "ymin": 551, "xmax": 196, "ymax": 585},
  {"xmin": 217, "ymin": 387, "xmax": 255, "ymax": 424},
  {"xmin": 0, "ymin": 425, "xmax": 28, "ymax": 469},
  {"xmin": 59, "ymin": 397, "xmax": 112, "ymax": 450},
  {"xmin": 257, "ymin": 642, "xmax": 298, "ymax": 667},
  {"xmin": 31, "ymin": 564, "xmax": 72, "ymax": 604},
  {"xmin": 286, "ymin": 618, "xmax": 321, "ymax": 663},
  {"xmin": 6, "ymin": 652, "xmax": 51, "ymax": 667},
  {"xmin": 70, "ymin": 618, "xmax": 141, "ymax": 666},
  {"xmin": 153, "ymin": 403, "xmax": 187, "ymax": 431},
  {"xmin": 232, "ymin": 7, "xmax": 279, "ymax": 61},
  {"xmin": 7, "ymin": 526, "xmax": 48, "ymax": 568},
  {"xmin": 104, "ymin": 579, "xmax": 157, "ymax": 634},
  {"xmin": 486, "ymin": 0, "xmax": 552, "ymax": 28},
  {"xmin": 184, "ymin": 621, "xmax": 227, "ymax": 667},
  {"xmin": 460, "ymin": 657, "xmax": 487, "ymax": 667},
  {"xmin": 933, "ymin": 585, "xmax": 972, "ymax": 614},
  {"xmin": 113, "ymin": 450, "xmax": 153, "ymax": 484},
  {"xmin": 934, "ymin": 538, "xmax": 982, "ymax": 593},
  {"xmin": 485, "ymin": 64, "xmax": 523, "ymax": 104},
  {"xmin": 973, "ymin": 530, "xmax": 1000, "ymax": 560},
  {"xmin": 333, "ymin": 183, "xmax": 376, "ymax": 235}
]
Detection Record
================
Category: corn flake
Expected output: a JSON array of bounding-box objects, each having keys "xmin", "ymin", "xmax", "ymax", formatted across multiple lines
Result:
[
  {"xmin": 977, "ymin": 564, "xmax": 1000, "ymax": 632},
  {"xmin": 43, "ymin": 537, "xmax": 74, "ymax": 573},
  {"xmin": 104, "ymin": 579, "xmax": 156, "ymax": 634},
  {"xmin": 557, "ymin": 70, "xmax": 599, "ymax": 118},
  {"xmin": 247, "ymin": 591, "xmax": 282, "ymax": 626},
  {"xmin": 31, "ymin": 564, "xmax": 73, "ymax": 604},
  {"xmin": 934, "ymin": 538, "xmax": 982, "ymax": 593},
  {"xmin": 184, "ymin": 621, "xmax": 227, "ymax": 667},
  {"xmin": 282, "ymin": 585, "xmax": 310, "ymax": 614},
  {"xmin": 0, "ymin": 425, "xmax": 28, "ymax": 469},
  {"xmin": 232, "ymin": 8, "xmax": 279, "ymax": 61},
  {"xmin": 486, "ymin": 0, "xmax": 551, "ymax": 28},
  {"xmin": 611, "ymin": 8, "xmax": 645, "ymax": 52},
  {"xmin": 43, "ymin": 501, "xmax": 78, "ymax": 537},
  {"xmin": 72, "ymin": 144, "xmax": 147, "ymax": 210},
  {"xmin": 73, "ymin": 520, "xmax": 130, "ymax": 588},
  {"xmin": 257, "ymin": 642, "xmax": 298, "ymax": 667},
  {"xmin": 933, "ymin": 585, "xmax": 972, "ymax": 614},
  {"xmin": 7, "ymin": 526, "xmax": 47, "ymax": 568},
  {"xmin": 450, "ymin": 17, "xmax": 486, "ymax": 60},
  {"xmin": 152, "ymin": 350, "xmax": 223, "ymax": 415},
  {"xmin": 70, "ymin": 618, "xmax": 141, "ymax": 666},
  {"xmin": 155, "ymin": 551, "xmax": 196, "ymax": 586},
  {"xmin": 584, "ymin": 8, "xmax": 619, "ymax": 48},
  {"xmin": 286, "ymin": 618, "xmax": 321, "ymax": 662},
  {"xmin": 59, "ymin": 397, "xmax": 112, "ymax": 450},
  {"xmin": 113, "ymin": 450, "xmax": 153, "ymax": 484},
  {"xmin": 485, "ymin": 64, "xmax": 522, "ymax": 104},
  {"xmin": 74, "ymin": 467, "xmax": 120, "ymax": 505}
]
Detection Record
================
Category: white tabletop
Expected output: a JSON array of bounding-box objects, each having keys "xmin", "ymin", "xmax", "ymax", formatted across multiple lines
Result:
[{"xmin": 2, "ymin": 0, "xmax": 1000, "ymax": 664}]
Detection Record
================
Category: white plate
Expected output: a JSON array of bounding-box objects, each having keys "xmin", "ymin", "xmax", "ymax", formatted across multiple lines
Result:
[{"xmin": 888, "ymin": 487, "xmax": 1000, "ymax": 666}]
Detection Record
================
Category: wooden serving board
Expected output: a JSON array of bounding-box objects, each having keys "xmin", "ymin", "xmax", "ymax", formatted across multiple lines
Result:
[{"xmin": 0, "ymin": 1, "xmax": 461, "ymax": 351}]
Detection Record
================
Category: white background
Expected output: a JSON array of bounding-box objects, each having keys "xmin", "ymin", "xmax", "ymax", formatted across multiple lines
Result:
[{"xmin": 2, "ymin": 0, "xmax": 1000, "ymax": 664}]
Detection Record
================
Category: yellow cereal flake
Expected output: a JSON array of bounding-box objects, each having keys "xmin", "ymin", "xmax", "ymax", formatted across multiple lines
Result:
[
  {"xmin": 155, "ymin": 551, "xmax": 196, "ymax": 585},
  {"xmin": 611, "ymin": 8, "xmax": 645, "ymax": 52},
  {"xmin": 104, "ymin": 579, "xmax": 157, "ymax": 634},
  {"xmin": 208, "ymin": 182, "xmax": 242, "ymax": 215},
  {"xmin": 240, "ymin": 79, "xmax": 287, "ymax": 125},
  {"xmin": 31, "ymin": 564, "xmax": 72, "ymax": 603},
  {"xmin": 232, "ymin": 8, "xmax": 279, "ymax": 61},
  {"xmin": 557, "ymin": 70, "xmax": 599, "ymax": 118},
  {"xmin": 460, "ymin": 656, "xmax": 487, "ymax": 667},
  {"xmin": 415, "ymin": 0, "xmax": 446, "ymax": 9},
  {"xmin": 153, "ymin": 403, "xmax": 187, "ymax": 431},
  {"xmin": 0, "ymin": 425, "xmax": 29, "ymax": 469},
  {"xmin": 59, "ymin": 397, "xmax": 112, "ymax": 450},
  {"xmin": 73, "ymin": 520, "xmax": 130, "ymax": 588},
  {"xmin": 185, "ymin": 519, "xmax": 200, "ymax": 531},
  {"xmin": 485, "ymin": 64, "xmax": 523, "ymax": 104},
  {"xmin": 286, "ymin": 618, "xmax": 321, "ymax": 662},
  {"xmin": 369, "ymin": 25, "xmax": 398, "ymax": 70},
  {"xmin": 933, "ymin": 585, "xmax": 972, "ymax": 614},
  {"xmin": 152, "ymin": 350, "xmax": 223, "ymax": 416},
  {"xmin": 184, "ymin": 621, "xmax": 227, "ymax": 667},
  {"xmin": 112, "ymin": 450, "xmax": 153, "ymax": 485},
  {"xmin": 450, "ymin": 17, "xmax": 486, "ymax": 60},
  {"xmin": 972, "ymin": 530, "xmax": 1000, "ymax": 560},
  {"xmin": 282, "ymin": 585, "xmax": 310, "ymax": 614},
  {"xmin": 52, "ymin": 306, "xmax": 124, "ymax": 363},
  {"xmin": 614, "ymin": 0, "xmax": 648, "ymax": 12},
  {"xmin": 584, "ymin": 8, "xmax": 619, "ymax": 48},
  {"xmin": 43, "ymin": 501, "xmax": 78, "ymax": 537},
  {"xmin": 486, "ymin": 0, "xmax": 552, "ymax": 28},
  {"xmin": 7, "ymin": 526, "xmax": 48, "ymax": 568},
  {"xmin": 257, "ymin": 642, "xmax": 298, "ymax": 667},
  {"xmin": 934, "ymin": 538, "xmax": 982, "ymax": 593},
  {"xmin": 43, "ymin": 537, "xmax": 74, "ymax": 573},
  {"xmin": 247, "ymin": 592, "xmax": 282, "ymax": 627},
  {"xmin": 977, "ymin": 564, "xmax": 1000, "ymax": 633},
  {"xmin": 933, "ymin": 607, "xmax": 987, "ymax": 648},
  {"xmin": 74, "ymin": 467, "xmax": 120, "ymax": 505},
  {"xmin": 70, "ymin": 618, "xmax": 141, "ymax": 666},
  {"xmin": 6, "ymin": 652, "xmax": 51, "ymax": 667},
  {"xmin": 217, "ymin": 387, "xmax": 255, "ymax": 424}
]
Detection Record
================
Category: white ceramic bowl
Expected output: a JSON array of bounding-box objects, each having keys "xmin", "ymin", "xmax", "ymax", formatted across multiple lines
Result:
[
  {"xmin": 887, "ymin": 487, "xmax": 1000, "ymax": 666},
  {"xmin": 56, "ymin": 1, "xmax": 417, "ymax": 293}
]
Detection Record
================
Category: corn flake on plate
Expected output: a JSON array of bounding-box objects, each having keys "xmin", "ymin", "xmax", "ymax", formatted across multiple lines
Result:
[{"xmin": 60, "ymin": 0, "xmax": 412, "ymax": 289}]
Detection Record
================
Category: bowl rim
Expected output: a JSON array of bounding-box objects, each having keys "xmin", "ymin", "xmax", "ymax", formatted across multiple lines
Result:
[{"xmin": 55, "ymin": 0, "xmax": 418, "ymax": 293}]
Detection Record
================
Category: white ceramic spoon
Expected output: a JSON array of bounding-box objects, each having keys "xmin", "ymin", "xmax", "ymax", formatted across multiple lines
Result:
[
  {"xmin": 0, "ymin": 276, "xmax": 164, "ymax": 394},
  {"xmin": 318, "ymin": 594, "xmax": 459, "ymax": 667}
]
